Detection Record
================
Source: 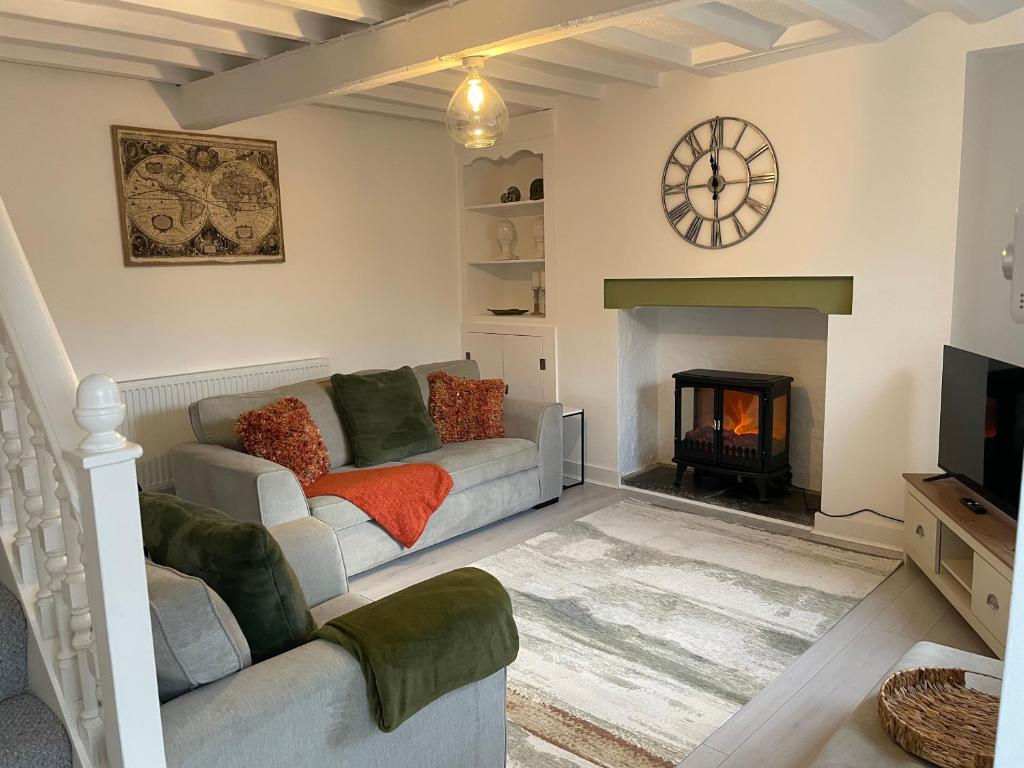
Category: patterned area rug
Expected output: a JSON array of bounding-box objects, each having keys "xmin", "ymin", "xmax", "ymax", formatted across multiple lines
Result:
[{"xmin": 475, "ymin": 499, "xmax": 900, "ymax": 768}]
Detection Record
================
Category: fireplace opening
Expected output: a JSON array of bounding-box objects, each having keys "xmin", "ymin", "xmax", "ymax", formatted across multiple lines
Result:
[{"xmin": 673, "ymin": 369, "xmax": 793, "ymax": 501}]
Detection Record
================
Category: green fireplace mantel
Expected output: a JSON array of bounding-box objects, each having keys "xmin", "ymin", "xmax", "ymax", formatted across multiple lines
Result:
[{"xmin": 604, "ymin": 276, "xmax": 853, "ymax": 315}]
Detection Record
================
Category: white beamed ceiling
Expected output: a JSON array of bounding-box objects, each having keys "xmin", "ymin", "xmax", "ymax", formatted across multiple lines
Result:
[{"xmin": 0, "ymin": 0, "xmax": 1019, "ymax": 126}]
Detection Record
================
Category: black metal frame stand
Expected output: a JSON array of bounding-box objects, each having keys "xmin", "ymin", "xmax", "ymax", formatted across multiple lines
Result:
[{"xmin": 563, "ymin": 408, "xmax": 585, "ymax": 489}]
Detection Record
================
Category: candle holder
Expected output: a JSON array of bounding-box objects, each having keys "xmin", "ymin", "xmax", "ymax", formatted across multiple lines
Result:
[{"xmin": 531, "ymin": 287, "xmax": 546, "ymax": 316}]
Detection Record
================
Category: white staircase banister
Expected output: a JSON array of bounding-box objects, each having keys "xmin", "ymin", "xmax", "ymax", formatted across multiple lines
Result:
[
  {"xmin": 1, "ymin": 192, "xmax": 166, "ymax": 768},
  {"xmin": 67, "ymin": 375, "xmax": 166, "ymax": 768},
  {"xmin": 0, "ymin": 198, "xmax": 80, "ymax": 505}
]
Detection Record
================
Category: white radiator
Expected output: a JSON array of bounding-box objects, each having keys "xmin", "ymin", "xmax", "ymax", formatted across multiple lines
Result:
[{"xmin": 119, "ymin": 357, "xmax": 330, "ymax": 490}]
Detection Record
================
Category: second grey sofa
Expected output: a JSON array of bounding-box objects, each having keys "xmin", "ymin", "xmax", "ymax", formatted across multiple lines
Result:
[
  {"xmin": 170, "ymin": 359, "xmax": 563, "ymax": 579},
  {"xmin": 157, "ymin": 516, "xmax": 508, "ymax": 768}
]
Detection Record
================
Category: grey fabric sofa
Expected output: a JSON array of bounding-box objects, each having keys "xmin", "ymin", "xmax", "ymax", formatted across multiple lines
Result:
[
  {"xmin": 158, "ymin": 516, "xmax": 507, "ymax": 768},
  {"xmin": 169, "ymin": 359, "xmax": 563, "ymax": 579},
  {"xmin": 807, "ymin": 641, "xmax": 1001, "ymax": 767}
]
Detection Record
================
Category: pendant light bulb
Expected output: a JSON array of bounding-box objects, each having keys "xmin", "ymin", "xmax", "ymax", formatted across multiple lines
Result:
[{"xmin": 446, "ymin": 56, "xmax": 509, "ymax": 149}]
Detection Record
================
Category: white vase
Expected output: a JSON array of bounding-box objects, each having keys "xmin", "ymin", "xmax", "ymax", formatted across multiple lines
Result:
[
  {"xmin": 496, "ymin": 219, "xmax": 518, "ymax": 260},
  {"xmin": 532, "ymin": 216, "xmax": 545, "ymax": 259}
]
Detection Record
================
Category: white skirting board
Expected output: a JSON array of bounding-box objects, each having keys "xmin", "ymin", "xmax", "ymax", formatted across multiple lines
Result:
[{"xmin": 119, "ymin": 358, "xmax": 330, "ymax": 491}]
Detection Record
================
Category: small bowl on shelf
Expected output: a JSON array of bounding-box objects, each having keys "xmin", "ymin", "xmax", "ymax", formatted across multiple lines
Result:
[{"xmin": 487, "ymin": 308, "xmax": 530, "ymax": 316}]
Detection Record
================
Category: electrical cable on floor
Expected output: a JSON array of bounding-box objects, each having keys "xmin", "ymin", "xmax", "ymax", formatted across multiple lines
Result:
[{"xmin": 798, "ymin": 486, "xmax": 904, "ymax": 524}]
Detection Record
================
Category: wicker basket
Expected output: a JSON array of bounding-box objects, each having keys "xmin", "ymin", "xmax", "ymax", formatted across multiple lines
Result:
[{"xmin": 878, "ymin": 667, "xmax": 1000, "ymax": 768}]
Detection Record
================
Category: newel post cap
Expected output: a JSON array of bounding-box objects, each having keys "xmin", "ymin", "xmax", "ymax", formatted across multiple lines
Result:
[{"xmin": 74, "ymin": 374, "xmax": 128, "ymax": 453}]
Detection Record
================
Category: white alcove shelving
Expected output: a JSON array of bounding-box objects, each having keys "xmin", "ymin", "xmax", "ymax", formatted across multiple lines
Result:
[{"xmin": 456, "ymin": 111, "xmax": 557, "ymax": 400}]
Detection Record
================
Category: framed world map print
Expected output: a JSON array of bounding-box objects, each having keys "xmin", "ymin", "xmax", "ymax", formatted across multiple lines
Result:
[{"xmin": 112, "ymin": 126, "xmax": 285, "ymax": 266}]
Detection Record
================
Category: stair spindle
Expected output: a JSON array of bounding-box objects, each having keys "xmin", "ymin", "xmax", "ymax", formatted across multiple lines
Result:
[
  {"xmin": 0, "ymin": 343, "xmax": 16, "ymax": 529},
  {"xmin": 42, "ymin": 450, "xmax": 79, "ymax": 701},
  {"xmin": 3, "ymin": 346, "xmax": 37, "ymax": 585},
  {"xmin": 24, "ymin": 409, "xmax": 56, "ymax": 638}
]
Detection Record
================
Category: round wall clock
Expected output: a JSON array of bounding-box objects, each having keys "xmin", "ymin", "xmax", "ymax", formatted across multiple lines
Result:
[{"xmin": 661, "ymin": 116, "xmax": 778, "ymax": 249}]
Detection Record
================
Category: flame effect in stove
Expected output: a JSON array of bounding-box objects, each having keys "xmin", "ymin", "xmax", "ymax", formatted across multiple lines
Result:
[{"xmin": 724, "ymin": 391, "xmax": 759, "ymax": 436}]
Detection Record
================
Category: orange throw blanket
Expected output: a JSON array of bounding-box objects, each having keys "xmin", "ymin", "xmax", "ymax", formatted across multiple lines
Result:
[{"xmin": 303, "ymin": 464, "xmax": 453, "ymax": 548}]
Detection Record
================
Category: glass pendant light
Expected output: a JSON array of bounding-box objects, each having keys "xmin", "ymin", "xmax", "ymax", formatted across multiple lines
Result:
[{"xmin": 446, "ymin": 56, "xmax": 509, "ymax": 149}]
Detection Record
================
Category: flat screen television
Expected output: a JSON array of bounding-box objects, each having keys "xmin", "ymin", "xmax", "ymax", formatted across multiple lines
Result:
[{"xmin": 938, "ymin": 345, "xmax": 1024, "ymax": 519}]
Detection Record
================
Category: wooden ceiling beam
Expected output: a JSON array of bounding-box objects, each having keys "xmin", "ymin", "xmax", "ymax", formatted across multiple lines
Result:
[
  {"xmin": 82, "ymin": 0, "xmax": 348, "ymax": 43},
  {"xmin": 580, "ymin": 27, "xmax": 697, "ymax": 69},
  {"xmin": 0, "ymin": 16, "xmax": 245, "ymax": 71},
  {"xmin": 409, "ymin": 70, "xmax": 560, "ymax": 111},
  {"xmin": 171, "ymin": 0, "xmax": 687, "ymax": 129},
  {"xmin": 693, "ymin": 21, "xmax": 850, "ymax": 73},
  {"xmin": 662, "ymin": 2, "xmax": 786, "ymax": 50},
  {"xmin": 359, "ymin": 83, "xmax": 452, "ymax": 110},
  {"xmin": 781, "ymin": 0, "xmax": 922, "ymax": 41},
  {"xmin": 0, "ymin": 40, "xmax": 203, "ymax": 83},
  {"xmin": 938, "ymin": 0, "xmax": 1023, "ymax": 23},
  {"xmin": 315, "ymin": 94, "xmax": 446, "ymax": 123},
  {"xmin": 257, "ymin": 0, "xmax": 408, "ymax": 24},
  {"xmin": 512, "ymin": 39, "xmax": 662, "ymax": 86},
  {"xmin": 483, "ymin": 59, "xmax": 605, "ymax": 99},
  {"xmin": 0, "ymin": 0, "xmax": 296, "ymax": 58}
]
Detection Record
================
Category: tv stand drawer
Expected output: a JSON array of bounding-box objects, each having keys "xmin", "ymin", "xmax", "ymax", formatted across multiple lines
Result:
[
  {"xmin": 904, "ymin": 492, "xmax": 939, "ymax": 572},
  {"xmin": 971, "ymin": 554, "xmax": 1012, "ymax": 645}
]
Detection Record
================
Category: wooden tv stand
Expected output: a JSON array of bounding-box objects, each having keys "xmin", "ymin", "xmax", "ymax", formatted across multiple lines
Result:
[{"xmin": 903, "ymin": 474, "xmax": 1016, "ymax": 657}]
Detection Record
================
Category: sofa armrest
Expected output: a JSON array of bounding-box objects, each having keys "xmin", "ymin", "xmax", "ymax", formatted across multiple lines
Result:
[
  {"xmin": 269, "ymin": 517, "xmax": 348, "ymax": 608},
  {"xmin": 170, "ymin": 442, "xmax": 309, "ymax": 528},
  {"xmin": 161, "ymin": 640, "xmax": 507, "ymax": 768},
  {"xmin": 504, "ymin": 398, "xmax": 563, "ymax": 504}
]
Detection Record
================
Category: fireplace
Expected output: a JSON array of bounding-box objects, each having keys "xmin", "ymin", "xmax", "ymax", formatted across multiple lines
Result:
[{"xmin": 672, "ymin": 369, "xmax": 793, "ymax": 501}]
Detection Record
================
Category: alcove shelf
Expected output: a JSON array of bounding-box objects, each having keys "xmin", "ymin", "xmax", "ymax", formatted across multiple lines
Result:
[
  {"xmin": 455, "ymin": 111, "xmax": 558, "ymax": 400},
  {"xmin": 467, "ymin": 258, "xmax": 546, "ymax": 266},
  {"xmin": 466, "ymin": 200, "xmax": 544, "ymax": 217}
]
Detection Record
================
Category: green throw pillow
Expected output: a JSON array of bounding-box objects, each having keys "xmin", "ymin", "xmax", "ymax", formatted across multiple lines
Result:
[
  {"xmin": 330, "ymin": 366, "xmax": 441, "ymax": 467},
  {"xmin": 139, "ymin": 492, "xmax": 315, "ymax": 663}
]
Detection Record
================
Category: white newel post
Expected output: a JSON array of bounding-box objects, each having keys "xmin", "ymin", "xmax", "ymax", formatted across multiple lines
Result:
[{"xmin": 65, "ymin": 374, "xmax": 166, "ymax": 768}]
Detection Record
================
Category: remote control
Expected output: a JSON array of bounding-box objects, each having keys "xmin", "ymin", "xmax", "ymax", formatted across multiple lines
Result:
[{"xmin": 959, "ymin": 497, "xmax": 986, "ymax": 514}]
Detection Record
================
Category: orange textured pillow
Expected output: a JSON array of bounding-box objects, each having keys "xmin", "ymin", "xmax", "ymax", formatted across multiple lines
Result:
[
  {"xmin": 235, "ymin": 397, "xmax": 330, "ymax": 487},
  {"xmin": 427, "ymin": 371, "xmax": 505, "ymax": 444}
]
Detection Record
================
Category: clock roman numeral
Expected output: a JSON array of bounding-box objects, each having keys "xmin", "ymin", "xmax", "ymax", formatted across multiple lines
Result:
[
  {"xmin": 711, "ymin": 219, "xmax": 722, "ymax": 248},
  {"xmin": 732, "ymin": 121, "xmax": 748, "ymax": 150},
  {"xmin": 666, "ymin": 201, "xmax": 691, "ymax": 226},
  {"xmin": 663, "ymin": 182, "xmax": 687, "ymax": 196},
  {"xmin": 668, "ymin": 155, "xmax": 691, "ymax": 173},
  {"xmin": 683, "ymin": 131, "xmax": 703, "ymax": 158},
  {"xmin": 750, "ymin": 173, "xmax": 776, "ymax": 185},
  {"xmin": 709, "ymin": 117, "xmax": 723, "ymax": 149},
  {"xmin": 745, "ymin": 197, "xmax": 769, "ymax": 216},
  {"xmin": 733, "ymin": 216, "xmax": 748, "ymax": 239},
  {"xmin": 683, "ymin": 216, "xmax": 703, "ymax": 243},
  {"xmin": 746, "ymin": 143, "xmax": 770, "ymax": 163}
]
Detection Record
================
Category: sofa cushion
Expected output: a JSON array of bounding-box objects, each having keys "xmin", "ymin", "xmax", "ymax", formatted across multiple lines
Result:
[
  {"xmin": 310, "ymin": 592, "xmax": 372, "ymax": 629},
  {"xmin": 331, "ymin": 367, "xmax": 441, "ymax": 467},
  {"xmin": 308, "ymin": 494, "xmax": 371, "ymax": 531},
  {"xmin": 427, "ymin": 371, "xmax": 505, "ymax": 443},
  {"xmin": 147, "ymin": 561, "xmax": 251, "ymax": 703},
  {"xmin": 235, "ymin": 397, "xmax": 330, "ymax": 486},
  {"xmin": 189, "ymin": 378, "xmax": 352, "ymax": 468},
  {"xmin": 401, "ymin": 438, "xmax": 537, "ymax": 492},
  {"xmin": 413, "ymin": 359, "xmax": 480, "ymax": 405},
  {"xmin": 140, "ymin": 492, "xmax": 315, "ymax": 663}
]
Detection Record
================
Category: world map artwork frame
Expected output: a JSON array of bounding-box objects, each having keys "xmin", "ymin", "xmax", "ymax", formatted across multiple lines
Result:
[{"xmin": 111, "ymin": 126, "xmax": 286, "ymax": 266}]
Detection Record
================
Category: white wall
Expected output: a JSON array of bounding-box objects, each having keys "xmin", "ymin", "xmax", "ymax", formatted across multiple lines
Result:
[
  {"xmin": 550, "ymin": 10, "xmax": 1024, "ymax": 545},
  {"xmin": 947, "ymin": 42, "xmax": 1024, "ymax": 768},
  {"xmin": 0, "ymin": 61, "xmax": 461, "ymax": 383}
]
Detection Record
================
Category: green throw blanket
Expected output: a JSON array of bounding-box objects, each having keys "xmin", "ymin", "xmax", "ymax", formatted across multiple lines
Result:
[{"xmin": 314, "ymin": 567, "xmax": 519, "ymax": 732}]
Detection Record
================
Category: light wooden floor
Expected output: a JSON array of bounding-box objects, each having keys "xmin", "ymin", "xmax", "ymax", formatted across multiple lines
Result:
[{"xmin": 349, "ymin": 483, "xmax": 994, "ymax": 768}]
